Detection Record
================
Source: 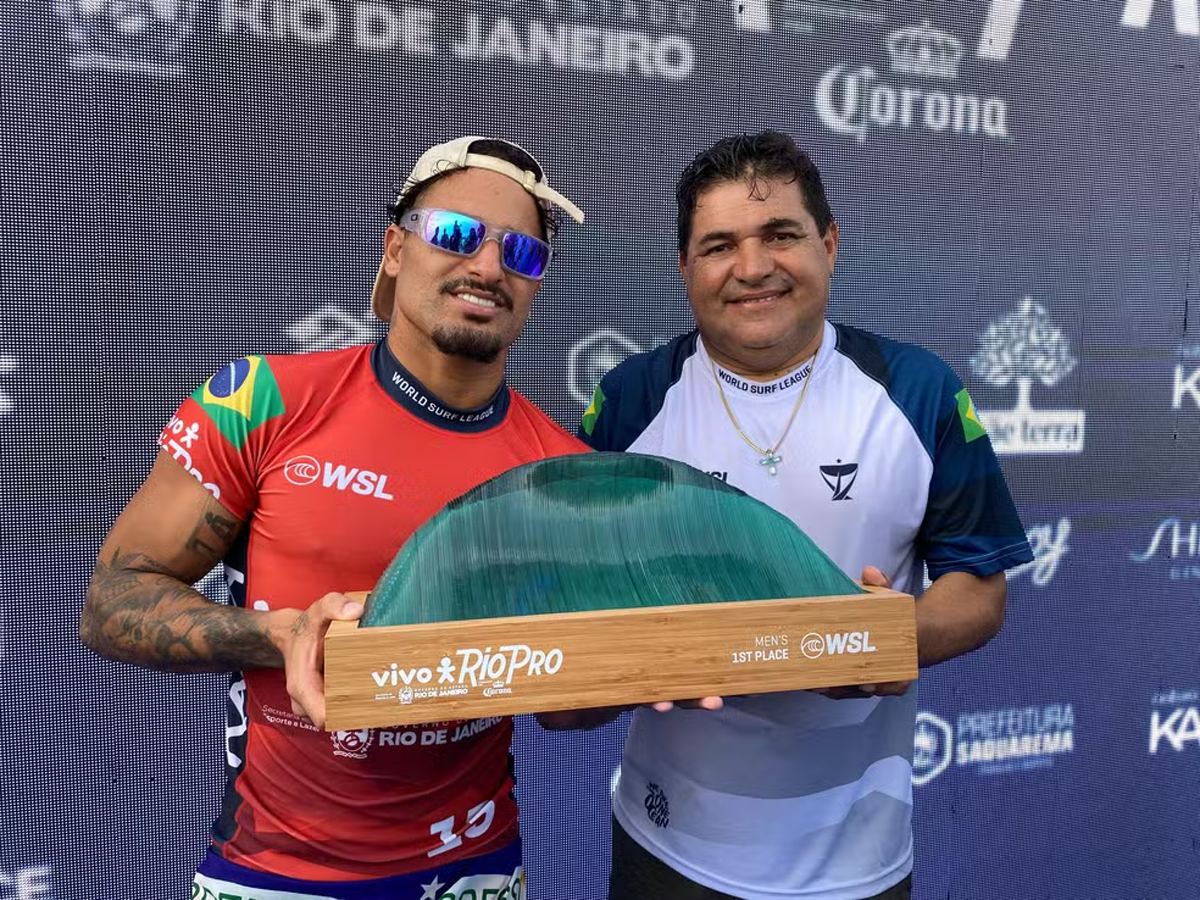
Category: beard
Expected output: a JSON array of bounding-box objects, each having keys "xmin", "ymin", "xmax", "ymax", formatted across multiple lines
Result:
[{"xmin": 431, "ymin": 324, "xmax": 505, "ymax": 364}]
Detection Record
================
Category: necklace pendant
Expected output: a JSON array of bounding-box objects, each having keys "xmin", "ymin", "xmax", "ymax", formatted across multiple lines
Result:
[{"xmin": 760, "ymin": 452, "xmax": 782, "ymax": 476}]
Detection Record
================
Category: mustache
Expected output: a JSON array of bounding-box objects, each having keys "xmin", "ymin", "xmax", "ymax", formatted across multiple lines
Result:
[{"xmin": 441, "ymin": 278, "xmax": 513, "ymax": 310}]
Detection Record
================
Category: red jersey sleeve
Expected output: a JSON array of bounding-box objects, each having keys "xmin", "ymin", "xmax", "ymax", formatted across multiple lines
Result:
[{"xmin": 156, "ymin": 356, "xmax": 287, "ymax": 520}]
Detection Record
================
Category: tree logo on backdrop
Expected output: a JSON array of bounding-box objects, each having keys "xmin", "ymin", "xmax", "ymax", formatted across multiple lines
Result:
[
  {"xmin": 567, "ymin": 329, "xmax": 646, "ymax": 406},
  {"xmin": 733, "ymin": 0, "xmax": 1027, "ymax": 62},
  {"xmin": 56, "ymin": 0, "xmax": 198, "ymax": 75},
  {"xmin": 970, "ymin": 299, "xmax": 1086, "ymax": 455},
  {"xmin": 814, "ymin": 20, "xmax": 1010, "ymax": 144}
]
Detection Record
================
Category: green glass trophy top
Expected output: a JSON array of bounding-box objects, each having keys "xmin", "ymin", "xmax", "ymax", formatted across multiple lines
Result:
[{"xmin": 361, "ymin": 452, "xmax": 863, "ymax": 627}]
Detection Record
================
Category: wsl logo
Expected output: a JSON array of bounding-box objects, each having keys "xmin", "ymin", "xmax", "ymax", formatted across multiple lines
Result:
[
  {"xmin": 283, "ymin": 455, "xmax": 395, "ymax": 500},
  {"xmin": 815, "ymin": 21, "xmax": 1010, "ymax": 144},
  {"xmin": 283, "ymin": 456, "xmax": 321, "ymax": 486},
  {"xmin": 970, "ymin": 299, "xmax": 1085, "ymax": 455},
  {"xmin": 799, "ymin": 630, "xmax": 876, "ymax": 660},
  {"xmin": 57, "ymin": 0, "xmax": 197, "ymax": 75}
]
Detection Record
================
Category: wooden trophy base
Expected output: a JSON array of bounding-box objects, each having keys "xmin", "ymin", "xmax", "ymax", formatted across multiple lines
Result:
[{"xmin": 323, "ymin": 586, "xmax": 916, "ymax": 731}]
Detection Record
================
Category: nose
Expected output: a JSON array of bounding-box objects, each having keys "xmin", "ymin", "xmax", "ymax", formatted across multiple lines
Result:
[
  {"xmin": 466, "ymin": 236, "xmax": 507, "ymax": 281},
  {"xmin": 732, "ymin": 238, "xmax": 774, "ymax": 283}
]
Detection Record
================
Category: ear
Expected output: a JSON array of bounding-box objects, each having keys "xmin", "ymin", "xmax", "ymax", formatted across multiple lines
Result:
[
  {"xmin": 823, "ymin": 221, "xmax": 839, "ymax": 273},
  {"xmin": 383, "ymin": 224, "xmax": 405, "ymax": 277}
]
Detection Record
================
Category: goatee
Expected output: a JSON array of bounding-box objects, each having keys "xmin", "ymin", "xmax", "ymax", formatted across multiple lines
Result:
[{"xmin": 431, "ymin": 325, "xmax": 504, "ymax": 364}]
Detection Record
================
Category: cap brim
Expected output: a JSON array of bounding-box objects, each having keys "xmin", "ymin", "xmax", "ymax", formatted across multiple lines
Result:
[{"xmin": 371, "ymin": 256, "xmax": 394, "ymax": 322}]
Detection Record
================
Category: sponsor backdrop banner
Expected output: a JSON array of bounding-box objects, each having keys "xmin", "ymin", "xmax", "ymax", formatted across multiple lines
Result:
[{"xmin": 3, "ymin": 0, "xmax": 1198, "ymax": 897}]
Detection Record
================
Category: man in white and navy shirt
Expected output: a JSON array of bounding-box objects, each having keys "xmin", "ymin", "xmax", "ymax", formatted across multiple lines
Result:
[{"xmin": 569, "ymin": 131, "xmax": 1033, "ymax": 900}]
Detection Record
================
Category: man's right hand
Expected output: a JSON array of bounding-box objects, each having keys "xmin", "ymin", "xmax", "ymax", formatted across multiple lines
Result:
[
  {"xmin": 811, "ymin": 565, "xmax": 913, "ymax": 700},
  {"xmin": 279, "ymin": 592, "xmax": 364, "ymax": 729}
]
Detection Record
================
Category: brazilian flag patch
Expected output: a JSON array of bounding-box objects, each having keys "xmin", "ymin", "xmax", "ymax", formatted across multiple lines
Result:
[
  {"xmin": 581, "ymin": 383, "xmax": 605, "ymax": 436},
  {"xmin": 193, "ymin": 356, "xmax": 285, "ymax": 449},
  {"xmin": 955, "ymin": 388, "xmax": 987, "ymax": 443}
]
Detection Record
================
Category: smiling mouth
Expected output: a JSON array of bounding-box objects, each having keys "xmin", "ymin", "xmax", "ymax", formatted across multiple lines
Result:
[
  {"xmin": 729, "ymin": 291, "xmax": 787, "ymax": 305},
  {"xmin": 456, "ymin": 291, "xmax": 502, "ymax": 310}
]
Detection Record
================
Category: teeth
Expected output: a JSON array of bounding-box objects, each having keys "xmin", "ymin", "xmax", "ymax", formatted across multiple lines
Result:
[{"xmin": 459, "ymin": 293, "xmax": 498, "ymax": 308}]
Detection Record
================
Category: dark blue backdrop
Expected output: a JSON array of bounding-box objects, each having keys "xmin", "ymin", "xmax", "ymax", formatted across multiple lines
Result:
[{"xmin": 3, "ymin": 1, "xmax": 1199, "ymax": 898}]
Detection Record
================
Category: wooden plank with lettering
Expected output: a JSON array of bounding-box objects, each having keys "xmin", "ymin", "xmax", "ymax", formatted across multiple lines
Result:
[{"xmin": 323, "ymin": 586, "xmax": 916, "ymax": 730}]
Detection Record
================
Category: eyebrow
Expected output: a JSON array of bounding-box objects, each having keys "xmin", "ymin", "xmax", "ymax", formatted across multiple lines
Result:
[{"xmin": 695, "ymin": 217, "xmax": 808, "ymax": 246}]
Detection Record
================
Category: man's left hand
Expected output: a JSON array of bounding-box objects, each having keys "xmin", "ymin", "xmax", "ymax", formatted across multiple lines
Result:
[{"xmin": 811, "ymin": 565, "xmax": 914, "ymax": 700}]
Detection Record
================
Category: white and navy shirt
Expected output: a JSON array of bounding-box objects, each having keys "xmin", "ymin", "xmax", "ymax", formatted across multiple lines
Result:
[{"xmin": 580, "ymin": 321, "xmax": 1032, "ymax": 900}]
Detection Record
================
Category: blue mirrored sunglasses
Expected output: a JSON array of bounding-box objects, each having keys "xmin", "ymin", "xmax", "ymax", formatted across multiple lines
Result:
[{"xmin": 399, "ymin": 208, "xmax": 553, "ymax": 280}]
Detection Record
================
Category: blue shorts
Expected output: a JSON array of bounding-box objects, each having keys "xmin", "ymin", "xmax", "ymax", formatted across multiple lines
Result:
[{"xmin": 192, "ymin": 840, "xmax": 524, "ymax": 900}]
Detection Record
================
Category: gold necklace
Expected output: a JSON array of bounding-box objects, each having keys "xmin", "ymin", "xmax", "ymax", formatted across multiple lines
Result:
[{"xmin": 710, "ymin": 349, "xmax": 817, "ymax": 476}]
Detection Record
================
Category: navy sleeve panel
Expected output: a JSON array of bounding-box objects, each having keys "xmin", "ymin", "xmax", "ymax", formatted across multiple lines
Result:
[
  {"xmin": 577, "ymin": 331, "xmax": 699, "ymax": 452},
  {"xmin": 833, "ymin": 324, "xmax": 1034, "ymax": 580}
]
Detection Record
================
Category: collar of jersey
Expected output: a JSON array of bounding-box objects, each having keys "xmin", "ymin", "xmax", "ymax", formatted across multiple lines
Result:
[
  {"xmin": 700, "ymin": 338, "xmax": 821, "ymax": 404},
  {"xmin": 371, "ymin": 339, "xmax": 511, "ymax": 433}
]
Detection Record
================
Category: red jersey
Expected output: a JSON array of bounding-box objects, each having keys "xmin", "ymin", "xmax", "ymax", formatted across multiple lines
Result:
[{"xmin": 157, "ymin": 341, "xmax": 588, "ymax": 881}]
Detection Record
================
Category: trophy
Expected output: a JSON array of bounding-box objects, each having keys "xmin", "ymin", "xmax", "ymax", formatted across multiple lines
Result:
[{"xmin": 324, "ymin": 453, "xmax": 916, "ymax": 730}]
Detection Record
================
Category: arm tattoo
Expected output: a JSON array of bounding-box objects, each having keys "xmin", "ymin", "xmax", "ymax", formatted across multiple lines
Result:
[
  {"xmin": 82, "ymin": 547, "xmax": 283, "ymax": 673},
  {"xmin": 185, "ymin": 511, "xmax": 240, "ymax": 568},
  {"xmin": 291, "ymin": 611, "xmax": 311, "ymax": 639}
]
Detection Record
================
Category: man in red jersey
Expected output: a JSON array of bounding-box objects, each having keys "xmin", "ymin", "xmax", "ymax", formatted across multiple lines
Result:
[{"xmin": 80, "ymin": 136, "xmax": 588, "ymax": 900}]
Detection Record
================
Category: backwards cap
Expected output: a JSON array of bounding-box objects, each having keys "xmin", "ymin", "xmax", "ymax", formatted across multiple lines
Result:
[{"xmin": 371, "ymin": 136, "xmax": 585, "ymax": 321}]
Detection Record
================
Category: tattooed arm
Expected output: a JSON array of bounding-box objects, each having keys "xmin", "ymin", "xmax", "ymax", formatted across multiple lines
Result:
[
  {"xmin": 83, "ymin": 450, "xmax": 364, "ymax": 726},
  {"xmin": 81, "ymin": 450, "xmax": 298, "ymax": 673}
]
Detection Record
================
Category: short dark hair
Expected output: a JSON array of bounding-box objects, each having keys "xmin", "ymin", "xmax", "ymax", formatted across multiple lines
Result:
[
  {"xmin": 676, "ymin": 131, "xmax": 834, "ymax": 256},
  {"xmin": 388, "ymin": 139, "xmax": 558, "ymax": 241}
]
